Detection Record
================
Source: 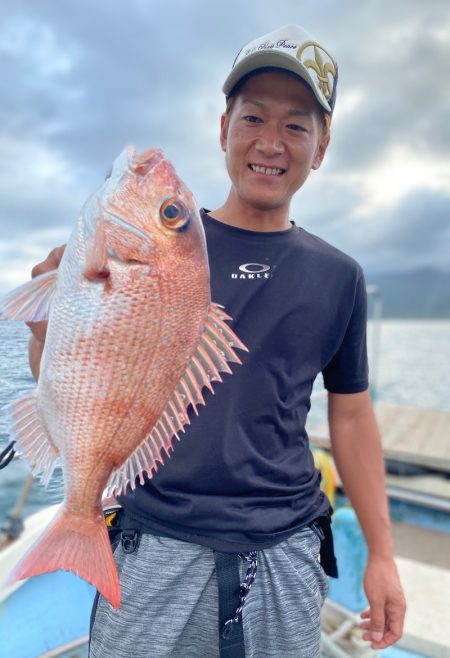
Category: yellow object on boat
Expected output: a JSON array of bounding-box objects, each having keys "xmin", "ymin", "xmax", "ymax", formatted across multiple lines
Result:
[{"xmin": 312, "ymin": 448, "xmax": 336, "ymax": 507}]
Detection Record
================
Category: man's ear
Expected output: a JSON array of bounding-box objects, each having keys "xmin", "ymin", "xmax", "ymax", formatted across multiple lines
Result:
[
  {"xmin": 312, "ymin": 132, "xmax": 330, "ymax": 171},
  {"xmin": 220, "ymin": 113, "xmax": 228, "ymax": 153}
]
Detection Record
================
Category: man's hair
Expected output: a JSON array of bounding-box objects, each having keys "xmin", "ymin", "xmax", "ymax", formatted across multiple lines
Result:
[{"xmin": 225, "ymin": 68, "xmax": 331, "ymax": 137}]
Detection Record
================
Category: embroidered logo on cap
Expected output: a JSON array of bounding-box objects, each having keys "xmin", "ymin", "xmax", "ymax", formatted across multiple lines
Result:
[{"xmin": 296, "ymin": 41, "xmax": 337, "ymax": 101}]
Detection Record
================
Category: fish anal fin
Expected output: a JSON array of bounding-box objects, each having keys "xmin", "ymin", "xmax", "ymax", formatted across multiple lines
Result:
[
  {"xmin": 104, "ymin": 303, "xmax": 248, "ymax": 497},
  {"xmin": 4, "ymin": 392, "xmax": 59, "ymax": 485},
  {"xmin": 0, "ymin": 270, "xmax": 58, "ymax": 322}
]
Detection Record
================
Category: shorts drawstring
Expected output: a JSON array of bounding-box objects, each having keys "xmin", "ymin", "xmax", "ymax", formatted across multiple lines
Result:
[{"xmin": 222, "ymin": 551, "xmax": 258, "ymax": 638}]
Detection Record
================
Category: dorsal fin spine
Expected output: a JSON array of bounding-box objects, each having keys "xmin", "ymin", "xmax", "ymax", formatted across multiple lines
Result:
[
  {"xmin": 191, "ymin": 355, "xmax": 214, "ymax": 393},
  {"xmin": 173, "ymin": 390, "xmax": 190, "ymax": 424},
  {"xmin": 163, "ymin": 411, "xmax": 180, "ymax": 442},
  {"xmin": 210, "ymin": 302, "xmax": 232, "ymax": 321},
  {"xmin": 154, "ymin": 424, "xmax": 168, "ymax": 456},
  {"xmin": 167, "ymin": 400, "xmax": 185, "ymax": 432},
  {"xmin": 184, "ymin": 368, "xmax": 206, "ymax": 407},
  {"xmin": 197, "ymin": 344, "xmax": 223, "ymax": 383},
  {"xmin": 205, "ymin": 322, "xmax": 242, "ymax": 365},
  {"xmin": 200, "ymin": 334, "xmax": 232, "ymax": 374},
  {"xmin": 178, "ymin": 378, "xmax": 199, "ymax": 415}
]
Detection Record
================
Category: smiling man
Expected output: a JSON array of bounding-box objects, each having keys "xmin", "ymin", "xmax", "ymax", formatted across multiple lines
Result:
[
  {"xmin": 29, "ymin": 23, "xmax": 406, "ymax": 658},
  {"xmin": 214, "ymin": 71, "xmax": 329, "ymax": 229}
]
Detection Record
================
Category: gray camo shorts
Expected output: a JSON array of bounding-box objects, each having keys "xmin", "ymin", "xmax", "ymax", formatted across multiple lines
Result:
[{"xmin": 89, "ymin": 526, "xmax": 328, "ymax": 658}]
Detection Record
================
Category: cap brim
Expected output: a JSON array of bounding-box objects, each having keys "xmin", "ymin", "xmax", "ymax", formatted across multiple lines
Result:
[{"xmin": 222, "ymin": 50, "xmax": 332, "ymax": 113}]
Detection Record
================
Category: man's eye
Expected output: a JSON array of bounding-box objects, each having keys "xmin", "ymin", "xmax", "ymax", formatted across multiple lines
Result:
[
  {"xmin": 243, "ymin": 115, "xmax": 261, "ymax": 123},
  {"xmin": 287, "ymin": 123, "xmax": 307, "ymax": 132}
]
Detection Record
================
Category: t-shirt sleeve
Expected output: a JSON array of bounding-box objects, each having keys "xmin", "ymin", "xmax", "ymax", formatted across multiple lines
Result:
[{"xmin": 322, "ymin": 268, "xmax": 369, "ymax": 394}]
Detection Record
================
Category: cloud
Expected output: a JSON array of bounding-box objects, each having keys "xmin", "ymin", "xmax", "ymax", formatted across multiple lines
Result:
[
  {"xmin": 331, "ymin": 144, "xmax": 450, "ymax": 218},
  {"xmin": 0, "ymin": 0, "xmax": 449, "ymax": 294},
  {"xmin": 363, "ymin": 189, "xmax": 450, "ymax": 272}
]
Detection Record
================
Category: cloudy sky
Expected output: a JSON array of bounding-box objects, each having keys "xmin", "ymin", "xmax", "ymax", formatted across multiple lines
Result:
[{"xmin": 1, "ymin": 0, "xmax": 449, "ymax": 292}]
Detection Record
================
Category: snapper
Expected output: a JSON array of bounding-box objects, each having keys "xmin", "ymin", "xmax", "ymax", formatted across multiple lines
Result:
[{"xmin": 0, "ymin": 146, "xmax": 247, "ymax": 608}]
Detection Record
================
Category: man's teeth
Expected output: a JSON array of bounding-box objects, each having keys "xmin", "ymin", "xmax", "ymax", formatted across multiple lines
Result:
[{"xmin": 250, "ymin": 164, "xmax": 284, "ymax": 176}]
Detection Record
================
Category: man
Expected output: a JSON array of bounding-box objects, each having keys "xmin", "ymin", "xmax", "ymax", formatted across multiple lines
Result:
[{"xmin": 29, "ymin": 24, "xmax": 405, "ymax": 658}]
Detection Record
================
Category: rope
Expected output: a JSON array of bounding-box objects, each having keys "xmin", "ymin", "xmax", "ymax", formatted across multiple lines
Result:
[
  {"xmin": 0, "ymin": 473, "xmax": 34, "ymax": 548},
  {"xmin": 222, "ymin": 551, "xmax": 258, "ymax": 638},
  {"xmin": 0, "ymin": 441, "xmax": 16, "ymax": 469}
]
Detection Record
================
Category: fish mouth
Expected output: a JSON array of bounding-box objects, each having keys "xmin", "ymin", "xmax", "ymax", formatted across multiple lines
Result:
[{"xmin": 132, "ymin": 148, "xmax": 165, "ymax": 179}]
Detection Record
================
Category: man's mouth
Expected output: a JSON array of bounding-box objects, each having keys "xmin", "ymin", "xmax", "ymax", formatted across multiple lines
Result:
[{"xmin": 248, "ymin": 164, "xmax": 285, "ymax": 176}]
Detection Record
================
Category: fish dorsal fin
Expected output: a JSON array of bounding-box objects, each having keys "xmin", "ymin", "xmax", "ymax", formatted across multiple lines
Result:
[
  {"xmin": 0, "ymin": 269, "xmax": 58, "ymax": 322},
  {"xmin": 104, "ymin": 303, "xmax": 248, "ymax": 497},
  {"xmin": 4, "ymin": 392, "xmax": 60, "ymax": 484}
]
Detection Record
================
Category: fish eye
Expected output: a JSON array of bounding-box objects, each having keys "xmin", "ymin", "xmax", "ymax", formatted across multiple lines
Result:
[{"xmin": 159, "ymin": 199, "xmax": 190, "ymax": 231}]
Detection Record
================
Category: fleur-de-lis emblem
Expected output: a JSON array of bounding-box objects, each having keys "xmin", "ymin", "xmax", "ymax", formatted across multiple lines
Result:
[{"xmin": 296, "ymin": 41, "xmax": 337, "ymax": 101}]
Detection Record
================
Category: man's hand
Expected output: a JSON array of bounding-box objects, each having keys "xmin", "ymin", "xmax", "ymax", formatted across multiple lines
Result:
[
  {"xmin": 328, "ymin": 390, "xmax": 407, "ymax": 649},
  {"xmin": 359, "ymin": 555, "xmax": 406, "ymax": 649},
  {"xmin": 28, "ymin": 244, "xmax": 66, "ymax": 379}
]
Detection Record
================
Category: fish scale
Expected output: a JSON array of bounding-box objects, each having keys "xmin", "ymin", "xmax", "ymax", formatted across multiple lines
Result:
[{"xmin": 0, "ymin": 145, "xmax": 248, "ymax": 608}]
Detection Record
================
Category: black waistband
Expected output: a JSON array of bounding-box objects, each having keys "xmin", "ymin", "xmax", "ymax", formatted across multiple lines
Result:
[{"xmin": 105, "ymin": 506, "xmax": 338, "ymax": 578}]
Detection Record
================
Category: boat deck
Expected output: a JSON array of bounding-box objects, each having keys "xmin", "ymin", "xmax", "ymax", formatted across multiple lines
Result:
[
  {"xmin": 396, "ymin": 556, "xmax": 450, "ymax": 657},
  {"xmin": 308, "ymin": 401, "xmax": 450, "ymax": 473}
]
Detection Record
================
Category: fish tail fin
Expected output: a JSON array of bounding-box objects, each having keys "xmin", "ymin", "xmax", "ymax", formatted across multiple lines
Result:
[{"xmin": 8, "ymin": 507, "xmax": 120, "ymax": 609}]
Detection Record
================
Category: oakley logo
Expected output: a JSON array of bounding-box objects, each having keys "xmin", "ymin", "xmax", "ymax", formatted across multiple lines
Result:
[{"xmin": 231, "ymin": 263, "xmax": 272, "ymax": 280}]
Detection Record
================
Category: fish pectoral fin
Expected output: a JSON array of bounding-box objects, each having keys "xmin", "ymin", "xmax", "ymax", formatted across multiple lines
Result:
[
  {"xmin": 4, "ymin": 392, "xmax": 59, "ymax": 485},
  {"xmin": 0, "ymin": 269, "xmax": 58, "ymax": 321},
  {"xmin": 103, "ymin": 302, "xmax": 248, "ymax": 498}
]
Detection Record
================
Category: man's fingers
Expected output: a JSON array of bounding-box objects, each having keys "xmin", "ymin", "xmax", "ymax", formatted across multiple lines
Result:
[
  {"xmin": 368, "ymin": 604, "xmax": 385, "ymax": 642},
  {"xmin": 384, "ymin": 602, "xmax": 405, "ymax": 645},
  {"xmin": 359, "ymin": 621, "xmax": 373, "ymax": 631},
  {"xmin": 360, "ymin": 605, "xmax": 405, "ymax": 649},
  {"xmin": 359, "ymin": 599, "xmax": 386, "ymax": 644},
  {"xmin": 27, "ymin": 244, "xmax": 65, "ymax": 342},
  {"xmin": 31, "ymin": 244, "xmax": 66, "ymax": 279}
]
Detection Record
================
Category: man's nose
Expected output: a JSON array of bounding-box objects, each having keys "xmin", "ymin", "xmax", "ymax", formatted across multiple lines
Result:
[{"xmin": 256, "ymin": 124, "xmax": 284, "ymax": 156}]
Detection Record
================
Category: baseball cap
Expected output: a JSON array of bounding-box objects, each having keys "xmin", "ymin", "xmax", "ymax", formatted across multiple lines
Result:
[{"xmin": 223, "ymin": 24, "xmax": 338, "ymax": 114}]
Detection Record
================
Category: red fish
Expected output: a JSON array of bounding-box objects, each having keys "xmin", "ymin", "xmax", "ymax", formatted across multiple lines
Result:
[{"xmin": 0, "ymin": 147, "xmax": 247, "ymax": 608}]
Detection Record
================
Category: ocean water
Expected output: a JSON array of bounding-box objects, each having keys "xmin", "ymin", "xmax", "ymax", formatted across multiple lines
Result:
[{"xmin": 0, "ymin": 319, "xmax": 449, "ymax": 524}]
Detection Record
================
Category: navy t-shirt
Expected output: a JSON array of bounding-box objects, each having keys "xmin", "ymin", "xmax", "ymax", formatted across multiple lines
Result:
[{"xmin": 119, "ymin": 209, "xmax": 369, "ymax": 552}]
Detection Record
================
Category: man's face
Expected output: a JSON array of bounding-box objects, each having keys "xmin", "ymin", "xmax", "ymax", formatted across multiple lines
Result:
[{"xmin": 220, "ymin": 70, "xmax": 330, "ymax": 213}]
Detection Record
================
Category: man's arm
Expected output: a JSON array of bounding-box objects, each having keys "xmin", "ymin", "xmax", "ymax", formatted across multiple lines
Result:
[
  {"xmin": 28, "ymin": 245, "xmax": 66, "ymax": 381},
  {"xmin": 328, "ymin": 389, "xmax": 406, "ymax": 650}
]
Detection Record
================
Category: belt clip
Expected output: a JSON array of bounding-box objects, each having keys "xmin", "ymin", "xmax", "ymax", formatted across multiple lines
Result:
[
  {"xmin": 121, "ymin": 529, "xmax": 140, "ymax": 553},
  {"xmin": 310, "ymin": 520, "xmax": 325, "ymax": 541}
]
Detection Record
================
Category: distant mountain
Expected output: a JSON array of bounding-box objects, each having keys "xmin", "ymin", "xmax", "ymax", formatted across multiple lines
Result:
[{"xmin": 365, "ymin": 268, "xmax": 450, "ymax": 319}]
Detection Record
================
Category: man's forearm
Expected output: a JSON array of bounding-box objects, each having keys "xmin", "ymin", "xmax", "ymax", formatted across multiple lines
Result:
[
  {"xmin": 29, "ymin": 335, "xmax": 44, "ymax": 381},
  {"xmin": 328, "ymin": 391, "xmax": 393, "ymax": 558}
]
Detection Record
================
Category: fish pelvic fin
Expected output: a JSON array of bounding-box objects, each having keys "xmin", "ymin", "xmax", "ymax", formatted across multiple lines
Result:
[
  {"xmin": 0, "ymin": 269, "xmax": 58, "ymax": 321},
  {"xmin": 104, "ymin": 302, "xmax": 249, "ymax": 497},
  {"xmin": 7, "ymin": 507, "xmax": 121, "ymax": 609},
  {"xmin": 4, "ymin": 392, "xmax": 59, "ymax": 485}
]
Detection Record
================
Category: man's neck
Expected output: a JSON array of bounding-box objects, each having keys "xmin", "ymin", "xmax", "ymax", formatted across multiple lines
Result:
[{"xmin": 209, "ymin": 192, "xmax": 292, "ymax": 233}]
